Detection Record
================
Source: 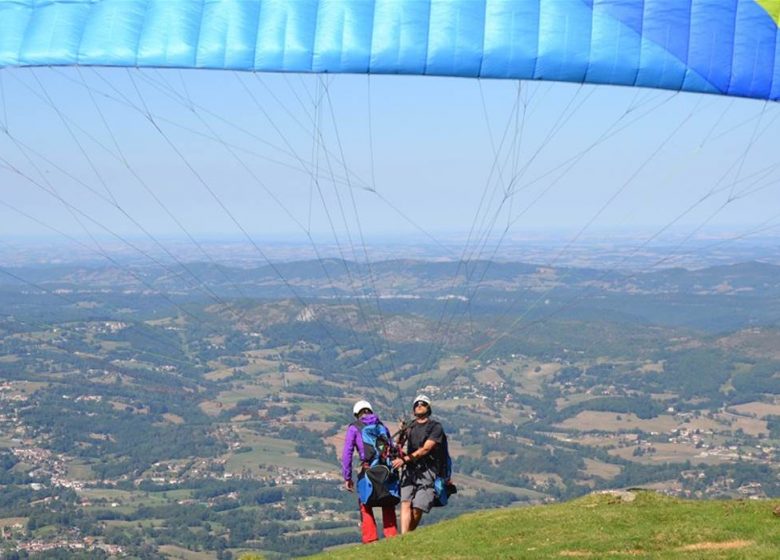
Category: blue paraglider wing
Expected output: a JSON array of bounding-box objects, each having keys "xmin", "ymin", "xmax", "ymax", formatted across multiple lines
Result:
[{"xmin": 0, "ymin": 0, "xmax": 778, "ymax": 101}]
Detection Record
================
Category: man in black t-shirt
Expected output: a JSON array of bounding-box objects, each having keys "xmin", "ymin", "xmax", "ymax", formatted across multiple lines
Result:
[{"xmin": 391, "ymin": 393, "xmax": 443, "ymax": 533}]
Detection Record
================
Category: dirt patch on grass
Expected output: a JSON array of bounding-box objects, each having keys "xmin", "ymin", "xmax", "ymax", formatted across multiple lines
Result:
[
  {"xmin": 677, "ymin": 540, "xmax": 752, "ymax": 551},
  {"xmin": 475, "ymin": 367, "xmax": 505, "ymax": 385},
  {"xmin": 204, "ymin": 368, "xmax": 234, "ymax": 381},
  {"xmin": 560, "ymin": 551, "xmax": 644, "ymax": 557},
  {"xmin": 718, "ymin": 412, "xmax": 768, "ymax": 436},
  {"xmin": 731, "ymin": 400, "xmax": 780, "ymax": 418},
  {"xmin": 199, "ymin": 400, "xmax": 230, "ymax": 416},
  {"xmin": 162, "ymin": 413, "xmax": 184, "ymax": 424},
  {"xmin": 582, "ymin": 458, "xmax": 622, "ymax": 480}
]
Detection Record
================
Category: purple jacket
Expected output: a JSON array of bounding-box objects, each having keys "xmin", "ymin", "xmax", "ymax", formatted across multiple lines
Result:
[{"xmin": 342, "ymin": 413, "xmax": 393, "ymax": 481}]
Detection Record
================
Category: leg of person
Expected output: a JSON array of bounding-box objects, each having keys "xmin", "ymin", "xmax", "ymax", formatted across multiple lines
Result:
[
  {"xmin": 407, "ymin": 468, "xmax": 436, "ymax": 532},
  {"xmin": 400, "ymin": 474, "xmax": 415, "ymax": 534},
  {"xmin": 409, "ymin": 507, "xmax": 424, "ymax": 531},
  {"xmin": 399, "ymin": 500, "xmax": 412, "ymax": 534},
  {"xmin": 359, "ymin": 502, "xmax": 379, "ymax": 543},
  {"xmin": 380, "ymin": 505, "xmax": 398, "ymax": 538}
]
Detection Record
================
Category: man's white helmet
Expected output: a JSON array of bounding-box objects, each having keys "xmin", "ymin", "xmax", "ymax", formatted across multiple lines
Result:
[
  {"xmin": 413, "ymin": 394, "xmax": 432, "ymax": 408},
  {"xmin": 352, "ymin": 400, "xmax": 373, "ymax": 416}
]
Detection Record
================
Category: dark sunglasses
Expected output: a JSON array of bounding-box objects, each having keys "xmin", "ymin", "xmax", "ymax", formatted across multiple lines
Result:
[{"xmin": 414, "ymin": 401, "xmax": 429, "ymax": 408}]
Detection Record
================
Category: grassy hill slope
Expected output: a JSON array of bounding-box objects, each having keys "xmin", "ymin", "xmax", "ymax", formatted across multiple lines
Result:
[{"xmin": 308, "ymin": 491, "xmax": 780, "ymax": 559}]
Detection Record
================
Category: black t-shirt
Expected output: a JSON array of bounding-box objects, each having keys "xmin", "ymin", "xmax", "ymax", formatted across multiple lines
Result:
[{"xmin": 406, "ymin": 419, "xmax": 443, "ymax": 455}]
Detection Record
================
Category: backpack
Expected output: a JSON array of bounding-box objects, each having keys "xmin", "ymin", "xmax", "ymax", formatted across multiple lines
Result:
[
  {"xmin": 353, "ymin": 420, "xmax": 393, "ymax": 468},
  {"xmin": 353, "ymin": 420, "xmax": 400, "ymax": 508},
  {"xmin": 427, "ymin": 422, "xmax": 456, "ymax": 508}
]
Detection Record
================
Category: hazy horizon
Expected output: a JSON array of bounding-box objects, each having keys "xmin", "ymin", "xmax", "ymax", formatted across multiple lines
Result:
[{"xmin": 2, "ymin": 231, "xmax": 778, "ymax": 271}]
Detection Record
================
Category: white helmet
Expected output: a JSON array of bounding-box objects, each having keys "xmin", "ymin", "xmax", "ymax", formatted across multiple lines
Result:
[
  {"xmin": 413, "ymin": 394, "xmax": 432, "ymax": 408},
  {"xmin": 352, "ymin": 400, "xmax": 373, "ymax": 416}
]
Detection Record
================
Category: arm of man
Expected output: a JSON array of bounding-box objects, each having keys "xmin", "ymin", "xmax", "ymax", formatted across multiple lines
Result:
[
  {"xmin": 392, "ymin": 439, "xmax": 435, "ymax": 469},
  {"xmin": 411, "ymin": 438, "xmax": 437, "ymax": 460}
]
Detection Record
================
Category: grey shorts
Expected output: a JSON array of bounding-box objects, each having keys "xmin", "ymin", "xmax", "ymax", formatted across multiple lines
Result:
[{"xmin": 401, "ymin": 466, "xmax": 436, "ymax": 513}]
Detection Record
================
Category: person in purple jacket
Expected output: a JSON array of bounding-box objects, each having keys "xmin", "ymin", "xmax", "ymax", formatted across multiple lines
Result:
[{"xmin": 342, "ymin": 399, "xmax": 398, "ymax": 543}]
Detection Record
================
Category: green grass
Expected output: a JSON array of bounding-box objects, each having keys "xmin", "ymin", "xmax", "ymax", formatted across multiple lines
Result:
[
  {"xmin": 159, "ymin": 544, "xmax": 217, "ymax": 560},
  {"xmin": 223, "ymin": 432, "xmax": 335, "ymax": 474},
  {"xmin": 64, "ymin": 459, "xmax": 94, "ymax": 480},
  {"xmin": 307, "ymin": 491, "xmax": 780, "ymax": 559},
  {"xmin": 104, "ymin": 518, "xmax": 166, "ymax": 529},
  {"xmin": 78, "ymin": 488, "xmax": 189, "ymax": 509}
]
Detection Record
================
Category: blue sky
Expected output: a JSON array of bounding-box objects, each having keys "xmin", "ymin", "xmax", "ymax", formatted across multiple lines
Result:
[{"xmin": 0, "ymin": 67, "xmax": 778, "ymax": 251}]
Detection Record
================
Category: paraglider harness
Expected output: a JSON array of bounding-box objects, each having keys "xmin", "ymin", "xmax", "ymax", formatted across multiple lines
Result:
[
  {"xmin": 353, "ymin": 419, "xmax": 400, "ymax": 508},
  {"xmin": 395, "ymin": 418, "xmax": 457, "ymax": 507}
]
